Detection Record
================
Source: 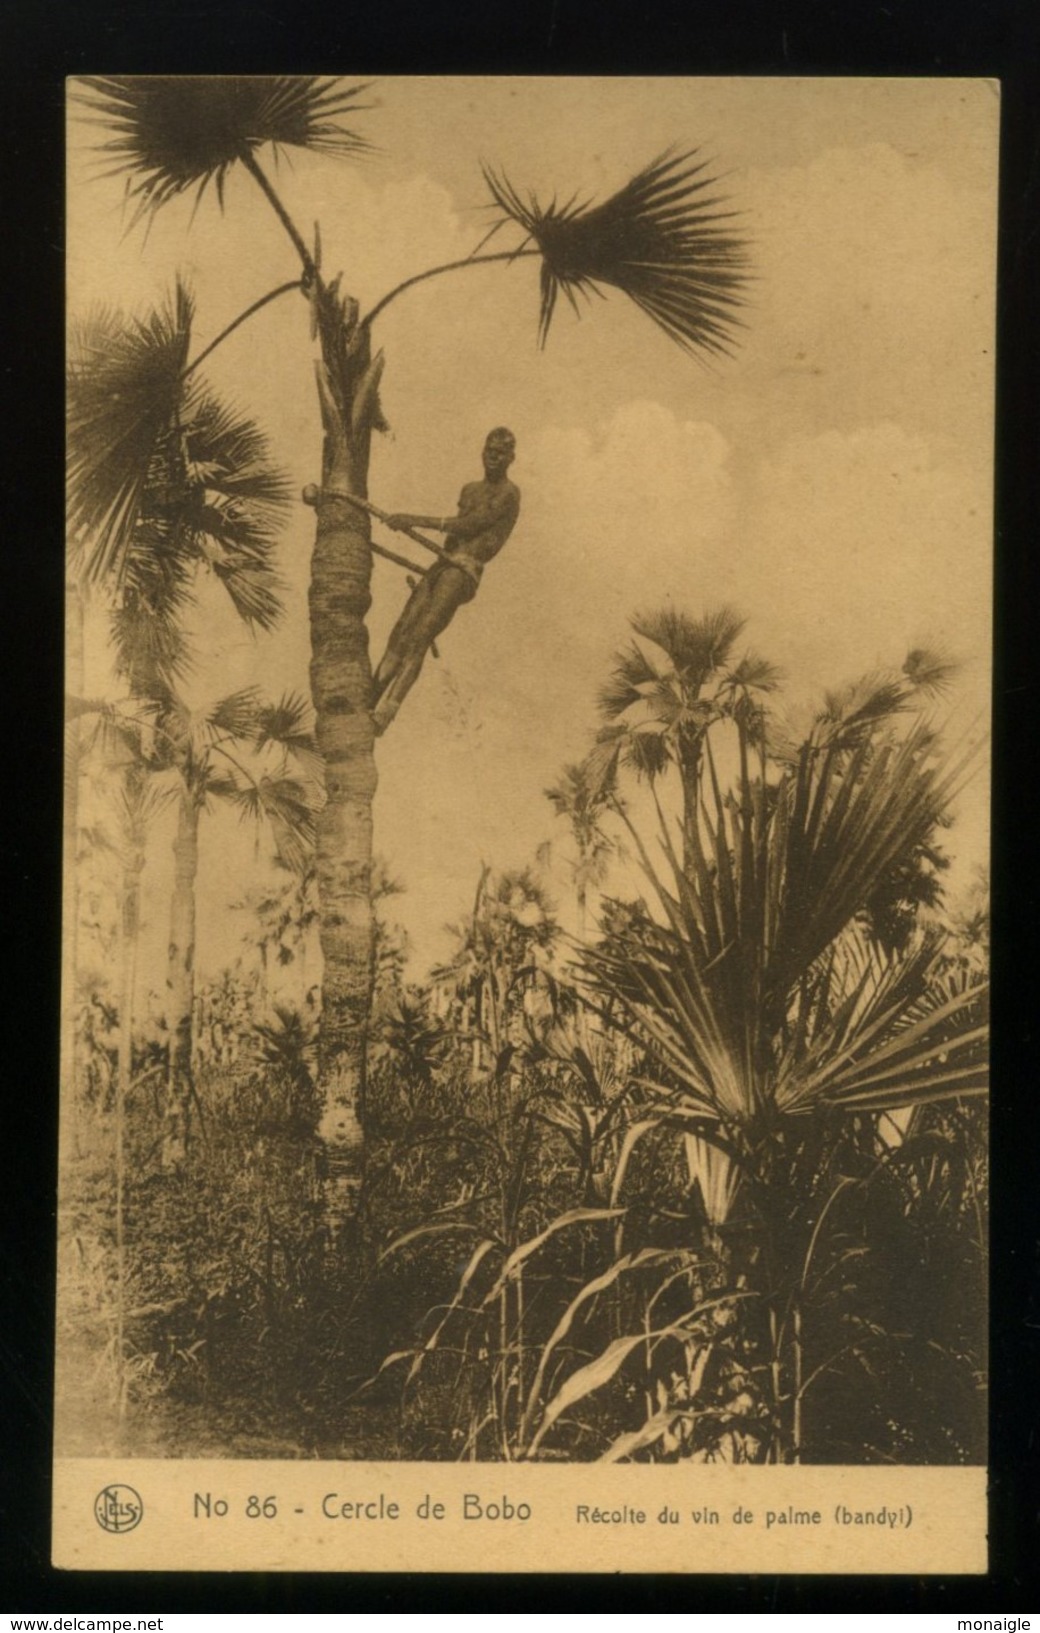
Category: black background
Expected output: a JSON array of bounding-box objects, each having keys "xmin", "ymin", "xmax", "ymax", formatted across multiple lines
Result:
[{"xmin": 2, "ymin": 0, "xmax": 1038, "ymax": 1612}]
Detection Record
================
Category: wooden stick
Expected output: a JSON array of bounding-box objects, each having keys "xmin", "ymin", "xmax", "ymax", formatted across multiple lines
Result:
[
  {"xmin": 371, "ymin": 540, "xmax": 427, "ymax": 577},
  {"xmin": 325, "ymin": 487, "xmax": 457, "ymax": 565},
  {"xmin": 301, "ymin": 485, "xmax": 427, "ymax": 576}
]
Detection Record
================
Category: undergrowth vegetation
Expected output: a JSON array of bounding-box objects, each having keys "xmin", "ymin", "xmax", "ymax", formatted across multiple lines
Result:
[{"xmin": 59, "ymin": 627, "xmax": 989, "ymax": 1463}]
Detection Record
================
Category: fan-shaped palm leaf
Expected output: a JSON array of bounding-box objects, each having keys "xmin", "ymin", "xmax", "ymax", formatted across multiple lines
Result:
[
  {"xmin": 723, "ymin": 651, "xmax": 784, "ymax": 695},
  {"xmin": 141, "ymin": 380, "xmax": 289, "ymax": 621},
  {"xmin": 630, "ymin": 605, "xmax": 746, "ymax": 681},
  {"xmin": 902, "ymin": 645, "xmax": 958, "ymax": 698},
  {"xmin": 254, "ymin": 691, "xmax": 322, "ymax": 782},
  {"xmin": 206, "ymin": 558, "xmax": 282, "ymax": 632},
  {"xmin": 110, "ymin": 519, "xmax": 195, "ymax": 693},
  {"xmin": 184, "ymin": 388, "xmax": 290, "ymax": 518},
  {"xmin": 582, "ymin": 684, "xmax": 987, "ymax": 1129},
  {"xmin": 69, "ymin": 284, "xmax": 289, "ymax": 636},
  {"xmin": 483, "ymin": 149, "xmax": 749, "ymax": 358},
  {"xmin": 255, "ymin": 691, "xmax": 313, "ymax": 752},
  {"xmin": 75, "ymin": 76, "xmax": 372, "ymax": 221},
  {"xmin": 205, "ymin": 686, "xmax": 263, "ymax": 741},
  {"xmin": 67, "ymin": 281, "xmax": 193, "ymax": 585},
  {"xmin": 598, "ymin": 642, "xmax": 662, "ymax": 718},
  {"xmin": 227, "ymin": 772, "xmax": 316, "ymax": 872}
]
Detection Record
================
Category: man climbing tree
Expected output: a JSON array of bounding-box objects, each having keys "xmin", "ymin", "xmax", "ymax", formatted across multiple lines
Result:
[
  {"xmin": 68, "ymin": 79, "xmax": 750, "ymax": 1230},
  {"xmin": 371, "ymin": 427, "xmax": 520, "ymax": 733}
]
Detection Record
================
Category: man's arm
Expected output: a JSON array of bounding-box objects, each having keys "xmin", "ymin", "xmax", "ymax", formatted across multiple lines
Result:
[{"xmin": 387, "ymin": 484, "xmax": 517, "ymax": 540}]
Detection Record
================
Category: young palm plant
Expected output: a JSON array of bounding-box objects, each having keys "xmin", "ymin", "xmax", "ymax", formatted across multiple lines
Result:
[
  {"xmin": 73, "ymin": 75, "xmax": 750, "ymax": 1231},
  {"xmin": 579, "ymin": 648, "xmax": 988, "ymax": 1461}
]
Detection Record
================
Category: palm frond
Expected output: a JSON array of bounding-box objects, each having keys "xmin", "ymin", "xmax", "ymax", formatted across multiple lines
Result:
[
  {"xmin": 226, "ymin": 770, "xmax": 316, "ymax": 871},
  {"xmin": 902, "ymin": 645, "xmax": 959, "ymax": 698},
  {"xmin": 113, "ymin": 766, "xmax": 178, "ymax": 838},
  {"xmin": 77, "ymin": 695, "xmax": 159, "ymax": 767},
  {"xmin": 631, "ymin": 605, "xmax": 745, "ymax": 678},
  {"xmin": 810, "ymin": 967, "xmax": 988, "ymax": 1114},
  {"xmin": 483, "ymin": 149, "xmax": 749, "ymax": 359},
  {"xmin": 207, "ymin": 556, "xmax": 285, "ymax": 632},
  {"xmin": 621, "ymin": 727, "xmax": 673, "ymax": 782},
  {"xmin": 581, "ymin": 678, "xmax": 985, "ymax": 1129},
  {"xmin": 545, "ymin": 759, "xmax": 615, "ymax": 827},
  {"xmin": 257, "ymin": 776, "xmax": 318, "ymax": 873},
  {"xmin": 598, "ymin": 643, "xmax": 662, "ymax": 718},
  {"xmin": 170, "ymin": 384, "xmax": 289, "ymax": 625},
  {"xmin": 184, "ymin": 387, "xmax": 291, "ymax": 520},
  {"xmin": 815, "ymin": 673, "xmax": 910, "ymax": 749},
  {"xmin": 255, "ymin": 690, "xmax": 313, "ymax": 751},
  {"xmin": 725, "ymin": 650, "xmax": 784, "ymax": 694},
  {"xmin": 109, "ymin": 583, "xmax": 193, "ymax": 696},
  {"xmin": 68, "ymin": 282, "xmax": 290, "ymax": 641},
  {"xmin": 75, "ymin": 76, "xmax": 373, "ymax": 221},
  {"xmin": 67, "ymin": 281, "xmax": 193, "ymax": 585},
  {"xmin": 582, "ymin": 731, "xmax": 628, "ymax": 805},
  {"xmin": 106, "ymin": 512, "xmax": 197, "ymax": 695},
  {"xmin": 254, "ymin": 692, "xmax": 322, "ymax": 781},
  {"xmin": 206, "ymin": 686, "xmax": 262, "ymax": 740}
]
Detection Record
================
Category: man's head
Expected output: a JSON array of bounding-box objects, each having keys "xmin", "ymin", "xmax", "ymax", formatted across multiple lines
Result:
[{"xmin": 483, "ymin": 427, "xmax": 516, "ymax": 480}]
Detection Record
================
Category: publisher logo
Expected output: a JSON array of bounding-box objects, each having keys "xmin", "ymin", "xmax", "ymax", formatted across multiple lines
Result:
[{"xmin": 94, "ymin": 1484, "xmax": 143, "ymax": 1534}]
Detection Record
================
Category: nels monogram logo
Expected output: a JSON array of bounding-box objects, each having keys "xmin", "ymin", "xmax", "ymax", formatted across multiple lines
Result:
[{"xmin": 94, "ymin": 1484, "xmax": 143, "ymax": 1534}]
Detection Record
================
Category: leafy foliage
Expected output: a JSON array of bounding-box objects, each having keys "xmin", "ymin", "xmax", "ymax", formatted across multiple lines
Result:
[
  {"xmin": 582, "ymin": 720, "xmax": 986, "ymax": 1128},
  {"xmin": 484, "ymin": 150, "xmax": 749, "ymax": 358},
  {"xmin": 67, "ymin": 282, "xmax": 192, "ymax": 587},
  {"xmin": 75, "ymin": 77, "xmax": 372, "ymax": 221},
  {"xmin": 68, "ymin": 281, "xmax": 290, "ymax": 647}
]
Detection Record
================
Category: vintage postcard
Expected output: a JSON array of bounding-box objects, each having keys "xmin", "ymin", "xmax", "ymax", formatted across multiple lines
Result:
[{"xmin": 57, "ymin": 75, "xmax": 994, "ymax": 1573}]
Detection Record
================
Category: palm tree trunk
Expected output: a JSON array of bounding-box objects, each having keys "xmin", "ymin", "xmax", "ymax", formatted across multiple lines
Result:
[
  {"xmin": 678, "ymin": 740, "xmax": 704, "ymax": 879},
  {"xmin": 309, "ymin": 285, "xmax": 380, "ymax": 1238},
  {"xmin": 162, "ymin": 792, "xmax": 199, "ymax": 1170}
]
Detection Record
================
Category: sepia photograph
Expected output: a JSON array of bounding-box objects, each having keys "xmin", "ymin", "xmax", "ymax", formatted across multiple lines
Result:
[{"xmin": 58, "ymin": 73, "xmax": 993, "ymax": 1569}]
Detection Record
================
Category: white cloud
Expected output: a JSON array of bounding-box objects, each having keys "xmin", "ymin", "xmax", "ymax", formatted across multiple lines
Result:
[{"xmin": 733, "ymin": 143, "xmax": 996, "ymax": 449}]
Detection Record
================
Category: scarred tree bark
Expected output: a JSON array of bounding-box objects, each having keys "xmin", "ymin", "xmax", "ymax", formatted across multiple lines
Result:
[{"xmin": 307, "ymin": 280, "xmax": 385, "ymax": 1236}]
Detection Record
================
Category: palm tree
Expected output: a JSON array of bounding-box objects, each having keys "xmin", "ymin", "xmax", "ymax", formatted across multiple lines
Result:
[
  {"xmin": 151, "ymin": 688, "xmax": 318, "ymax": 1169},
  {"xmin": 66, "ymin": 281, "xmax": 290, "ymax": 1143},
  {"xmin": 591, "ymin": 606, "xmax": 780, "ymax": 874},
  {"xmin": 580, "ymin": 653, "xmax": 987, "ymax": 1460},
  {"xmin": 71, "ymin": 77, "xmax": 750, "ymax": 1228},
  {"xmin": 67, "ymin": 279, "xmax": 288, "ymax": 638},
  {"xmin": 544, "ymin": 759, "xmax": 617, "ymax": 934}
]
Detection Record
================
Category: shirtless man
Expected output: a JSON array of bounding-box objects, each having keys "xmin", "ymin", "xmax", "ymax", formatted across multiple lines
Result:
[{"xmin": 370, "ymin": 427, "xmax": 520, "ymax": 733}]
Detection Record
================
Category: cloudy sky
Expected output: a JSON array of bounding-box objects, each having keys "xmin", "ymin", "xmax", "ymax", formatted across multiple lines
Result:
[{"xmin": 67, "ymin": 77, "xmax": 997, "ymax": 980}]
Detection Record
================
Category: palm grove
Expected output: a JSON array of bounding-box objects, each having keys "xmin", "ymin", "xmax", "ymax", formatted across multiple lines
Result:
[{"xmin": 64, "ymin": 77, "xmax": 988, "ymax": 1462}]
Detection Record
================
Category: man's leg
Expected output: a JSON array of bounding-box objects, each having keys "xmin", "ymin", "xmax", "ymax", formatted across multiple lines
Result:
[
  {"xmin": 372, "ymin": 576, "xmax": 435, "ymax": 702},
  {"xmin": 372, "ymin": 570, "xmax": 469, "ymax": 733}
]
